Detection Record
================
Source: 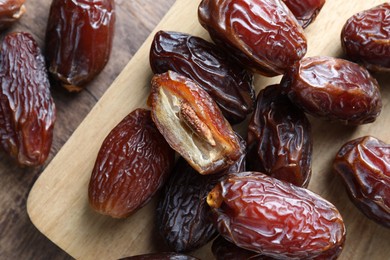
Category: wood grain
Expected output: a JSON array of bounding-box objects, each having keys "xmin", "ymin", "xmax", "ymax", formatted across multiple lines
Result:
[
  {"xmin": 27, "ymin": 0, "xmax": 390, "ymax": 259},
  {"xmin": 0, "ymin": 0, "xmax": 175, "ymax": 259}
]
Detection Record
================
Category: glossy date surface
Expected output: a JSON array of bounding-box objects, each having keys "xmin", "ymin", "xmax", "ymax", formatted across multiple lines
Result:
[
  {"xmin": 88, "ymin": 109, "xmax": 175, "ymax": 218},
  {"xmin": 149, "ymin": 71, "xmax": 241, "ymax": 175},
  {"xmin": 150, "ymin": 31, "xmax": 255, "ymax": 124},
  {"xmin": 207, "ymin": 172, "xmax": 346, "ymax": 259},
  {"xmin": 247, "ymin": 85, "xmax": 312, "ymax": 187},
  {"xmin": 45, "ymin": 0, "xmax": 115, "ymax": 92},
  {"xmin": 198, "ymin": 0, "xmax": 307, "ymax": 76},
  {"xmin": 0, "ymin": 32, "xmax": 56, "ymax": 166},
  {"xmin": 0, "ymin": 0, "xmax": 25, "ymax": 30},
  {"xmin": 281, "ymin": 56, "xmax": 382, "ymax": 125},
  {"xmin": 334, "ymin": 136, "xmax": 390, "ymax": 228},
  {"xmin": 282, "ymin": 0, "xmax": 325, "ymax": 28},
  {"xmin": 119, "ymin": 252, "xmax": 199, "ymax": 260},
  {"xmin": 341, "ymin": 3, "xmax": 390, "ymax": 72}
]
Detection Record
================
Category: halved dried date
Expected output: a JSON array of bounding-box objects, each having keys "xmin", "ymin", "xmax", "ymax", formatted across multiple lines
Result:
[
  {"xmin": 150, "ymin": 30, "xmax": 255, "ymax": 124},
  {"xmin": 281, "ymin": 56, "xmax": 382, "ymax": 125},
  {"xmin": 282, "ymin": 0, "xmax": 326, "ymax": 28},
  {"xmin": 45, "ymin": 0, "xmax": 115, "ymax": 92},
  {"xmin": 207, "ymin": 172, "xmax": 346, "ymax": 259},
  {"xmin": 0, "ymin": 32, "xmax": 56, "ymax": 166},
  {"xmin": 156, "ymin": 138, "xmax": 246, "ymax": 252},
  {"xmin": 0, "ymin": 0, "xmax": 26, "ymax": 30},
  {"xmin": 148, "ymin": 71, "xmax": 241, "ymax": 175},
  {"xmin": 88, "ymin": 109, "xmax": 175, "ymax": 218},
  {"xmin": 333, "ymin": 136, "xmax": 390, "ymax": 228},
  {"xmin": 119, "ymin": 252, "xmax": 199, "ymax": 260},
  {"xmin": 247, "ymin": 85, "xmax": 312, "ymax": 187},
  {"xmin": 198, "ymin": 0, "xmax": 307, "ymax": 76},
  {"xmin": 341, "ymin": 3, "xmax": 390, "ymax": 72}
]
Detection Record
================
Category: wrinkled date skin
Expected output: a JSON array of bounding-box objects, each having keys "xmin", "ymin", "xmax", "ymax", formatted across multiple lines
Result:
[
  {"xmin": 198, "ymin": 0, "xmax": 307, "ymax": 76},
  {"xmin": 282, "ymin": 0, "xmax": 325, "ymax": 28},
  {"xmin": 333, "ymin": 136, "xmax": 390, "ymax": 228},
  {"xmin": 281, "ymin": 56, "xmax": 382, "ymax": 125},
  {"xmin": 0, "ymin": 32, "xmax": 56, "ymax": 167},
  {"xmin": 0, "ymin": 0, "xmax": 26, "ymax": 30},
  {"xmin": 156, "ymin": 138, "xmax": 246, "ymax": 252},
  {"xmin": 247, "ymin": 85, "xmax": 312, "ymax": 187},
  {"xmin": 149, "ymin": 71, "xmax": 241, "ymax": 175},
  {"xmin": 150, "ymin": 30, "xmax": 255, "ymax": 124},
  {"xmin": 341, "ymin": 3, "xmax": 390, "ymax": 72},
  {"xmin": 212, "ymin": 236, "xmax": 275, "ymax": 260},
  {"xmin": 88, "ymin": 109, "xmax": 175, "ymax": 218},
  {"xmin": 207, "ymin": 172, "xmax": 346, "ymax": 259},
  {"xmin": 45, "ymin": 0, "xmax": 115, "ymax": 92},
  {"xmin": 119, "ymin": 252, "xmax": 200, "ymax": 260}
]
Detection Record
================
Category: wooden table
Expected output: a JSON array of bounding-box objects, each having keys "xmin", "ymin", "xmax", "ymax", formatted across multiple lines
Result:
[{"xmin": 0, "ymin": 1, "xmax": 175, "ymax": 259}]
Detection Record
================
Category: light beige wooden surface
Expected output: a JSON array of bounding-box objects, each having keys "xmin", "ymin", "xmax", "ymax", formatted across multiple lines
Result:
[{"xmin": 27, "ymin": 0, "xmax": 390, "ymax": 259}]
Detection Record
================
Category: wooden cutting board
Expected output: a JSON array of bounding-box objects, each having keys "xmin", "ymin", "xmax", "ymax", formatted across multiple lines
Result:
[{"xmin": 27, "ymin": 0, "xmax": 390, "ymax": 259}]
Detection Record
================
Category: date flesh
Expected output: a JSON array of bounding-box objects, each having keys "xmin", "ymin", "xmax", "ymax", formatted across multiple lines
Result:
[
  {"xmin": 148, "ymin": 71, "xmax": 241, "ymax": 175},
  {"xmin": 0, "ymin": 32, "xmax": 56, "ymax": 166},
  {"xmin": 247, "ymin": 85, "xmax": 312, "ymax": 187},
  {"xmin": 45, "ymin": 0, "xmax": 115, "ymax": 92},
  {"xmin": 88, "ymin": 109, "xmax": 175, "ymax": 218},
  {"xmin": 0, "ymin": 0, "xmax": 26, "ymax": 30},
  {"xmin": 198, "ymin": 0, "xmax": 307, "ymax": 76},
  {"xmin": 150, "ymin": 30, "xmax": 255, "ymax": 124},
  {"xmin": 281, "ymin": 56, "xmax": 382, "ymax": 125},
  {"xmin": 119, "ymin": 252, "xmax": 199, "ymax": 260},
  {"xmin": 333, "ymin": 136, "xmax": 390, "ymax": 228},
  {"xmin": 207, "ymin": 172, "xmax": 346, "ymax": 259},
  {"xmin": 341, "ymin": 3, "xmax": 390, "ymax": 72},
  {"xmin": 282, "ymin": 0, "xmax": 326, "ymax": 28},
  {"xmin": 156, "ymin": 138, "xmax": 246, "ymax": 252}
]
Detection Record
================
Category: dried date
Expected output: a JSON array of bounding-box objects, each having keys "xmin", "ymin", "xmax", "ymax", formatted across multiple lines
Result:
[
  {"xmin": 0, "ymin": 0, "xmax": 25, "ymax": 30},
  {"xmin": 341, "ymin": 3, "xmax": 390, "ymax": 72},
  {"xmin": 198, "ymin": 0, "xmax": 307, "ymax": 76},
  {"xmin": 247, "ymin": 85, "xmax": 312, "ymax": 187},
  {"xmin": 45, "ymin": 0, "xmax": 115, "ymax": 92},
  {"xmin": 88, "ymin": 109, "xmax": 175, "ymax": 218},
  {"xmin": 148, "ymin": 71, "xmax": 241, "ymax": 175},
  {"xmin": 0, "ymin": 32, "xmax": 56, "ymax": 166},
  {"xmin": 282, "ymin": 0, "xmax": 326, "ymax": 28},
  {"xmin": 207, "ymin": 172, "xmax": 346, "ymax": 259},
  {"xmin": 333, "ymin": 136, "xmax": 390, "ymax": 228},
  {"xmin": 150, "ymin": 30, "xmax": 255, "ymax": 124},
  {"xmin": 281, "ymin": 56, "xmax": 382, "ymax": 125},
  {"xmin": 156, "ymin": 138, "xmax": 246, "ymax": 252},
  {"xmin": 119, "ymin": 252, "xmax": 199, "ymax": 260}
]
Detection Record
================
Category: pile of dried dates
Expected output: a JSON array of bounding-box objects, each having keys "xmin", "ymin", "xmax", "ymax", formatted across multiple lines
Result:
[
  {"xmin": 86, "ymin": 0, "xmax": 390, "ymax": 259},
  {"xmin": 0, "ymin": 0, "xmax": 115, "ymax": 166}
]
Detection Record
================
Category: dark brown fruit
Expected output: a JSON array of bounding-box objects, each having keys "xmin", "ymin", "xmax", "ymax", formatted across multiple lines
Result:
[
  {"xmin": 45, "ymin": 0, "xmax": 115, "ymax": 92},
  {"xmin": 88, "ymin": 109, "xmax": 175, "ymax": 218},
  {"xmin": 282, "ymin": 0, "xmax": 326, "ymax": 28},
  {"xmin": 119, "ymin": 252, "xmax": 199, "ymax": 260},
  {"xmin": 150, "ymin": 30, "xmax": 255, "ymax": 124},
  {"xmin": 0, "ymin": 32, "xmax": 56, "ymax": 166},
  {"xmin": 334, "ymin": 136, "xmax": 390, "ymax": 228},
  {"xmin": 207, "ymin": 172, "xmax": 346, "ymax": 259},
  {"xmin": 247, "ymin": 85, "xmax": 312, "ymax": 187},
  {"xmin": 156, "ymin": 138, "xmax": 246, "ymax": 252},
  {"xmin": 198, "ymin": 0, "xmax": 307, "ymax": 76},
  {"xmin": 341, "ymin": 3, "xmax": 390, "ymax": 72},
  {"xmin": 148, "ymin": 71, "xmax": 241, "ymax": 175},
  {"xmin": 281, "ymin": 56, "xmax": 382, "ymax": 125},
  {"xmin": 0, "ymin": 0, "xmax": 26, "ymax": 30}
]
